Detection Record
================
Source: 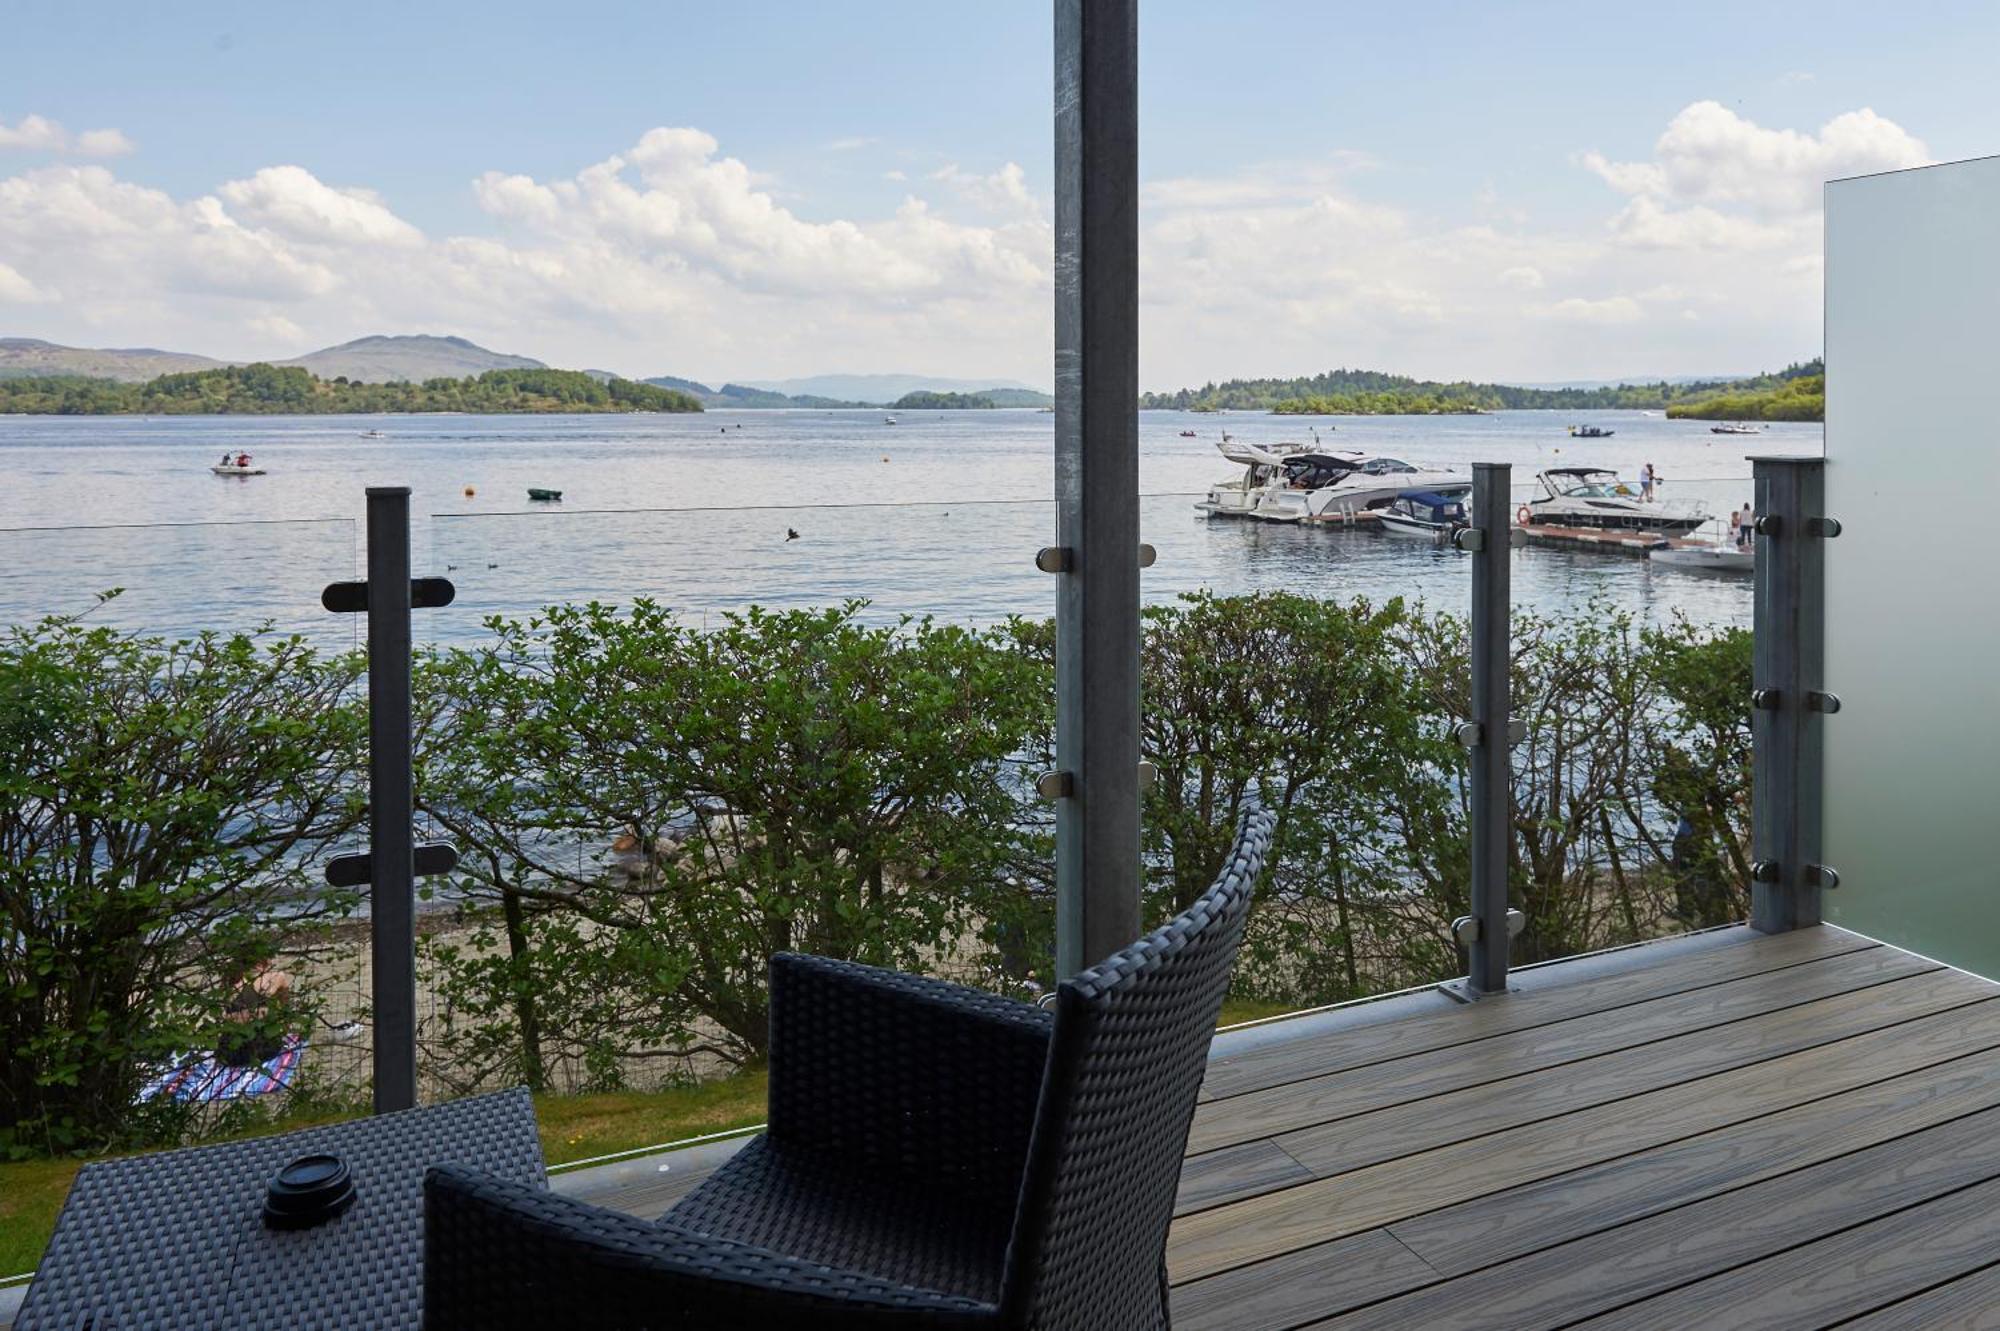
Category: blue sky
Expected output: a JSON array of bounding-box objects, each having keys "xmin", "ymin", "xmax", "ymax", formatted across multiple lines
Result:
[{"xmin": 3, "ymin": 1, "xmax": 1994, "ymax": 386}]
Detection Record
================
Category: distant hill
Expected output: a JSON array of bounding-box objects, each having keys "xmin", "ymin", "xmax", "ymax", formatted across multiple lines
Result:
[
  {"xmin": 277, "ymin": 335, "xmax": 545, "ymax": 383},
  {"xmin": 0, "ymin": 338, "xmax": 228, "ymax": 382},
  {"xmin": 0, "ymin": 364, "xmax": 703, "ymax": 415},
  {"xmin": 1141, "ymin": 360, "xmax": 1824, "ymax": 417},
  {"xmin": 644, "ymin": 374, "xmax": 717, "ymax": 398},
  {"xmin": 640, "ymin": 376, "xmax": 873, "ymax": 409},
  {"xmin": 734, "ymin": 373, "xmax": 1049, "ymax": 405}
]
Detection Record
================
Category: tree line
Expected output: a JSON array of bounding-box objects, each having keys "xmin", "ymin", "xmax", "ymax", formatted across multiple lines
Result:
[
  {"xmin": 1143, "ymin": 360, "xmax": 1824, "ymax": 418},
  {"xmin": 0, "ymin": 591, "xmax": 1750, "ymax": 1152},
  {"xmin": 0, "ymin": 364, "xmax": 705, "ymax": 415}
]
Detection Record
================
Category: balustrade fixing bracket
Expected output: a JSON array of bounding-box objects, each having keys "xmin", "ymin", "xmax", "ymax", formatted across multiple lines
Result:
[
  {"xmin": 1457, "ymin": 718, "xmax": 1527, "ymax": 749},
  {"xmin": 321, "ymin": 577, "xmax": 456, "ymax": 614},
  {"xmin": 1805, "ymin": 864, "xmax": 1841, "ymax": 889},
  {"xmin": 1452, "ymin": 528, "xmax": 1487, "ymax": 553},
  {"xmin": 326, "ymin": 843, "xmax": 459, "ymax": 889},
  {"xmin": 1808, "ymin": 691, "xmax": 1842, "ymax": 714},
  {"xmin": 1753, "ymin": 514, "xmax": 1783, "ymax": 537},
  {"xmin": 1035, "ymin": 546, "xmax": 1073, "ymax": 574},
  {"xmin": 1035, "ymin": 770, "xmax": 1074, "ymax": 801},
  {"xmin": 1750, "ymin": 688, "xmax": 1783, "ymax": 711},
  {"xmin": 1809, "ymin": 516, "xmax": 1843, "ymax": 538}
]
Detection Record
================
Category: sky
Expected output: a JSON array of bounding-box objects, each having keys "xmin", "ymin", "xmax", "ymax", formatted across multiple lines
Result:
[{"xmin": 2, "ymin": 0, "xmax": 1996, "ymax": 390}]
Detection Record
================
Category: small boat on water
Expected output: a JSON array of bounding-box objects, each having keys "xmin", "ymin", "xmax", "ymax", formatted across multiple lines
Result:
[
  {"xmin": 1525, "ymin": 466, "xmax": 1708, "ymax": 534},
  {"xmin": 1378, "ymin": 487, "xmax": 1473, "ymax": 541},
  {"xmin": 359, "ymin": 429, "xmax": 386, "ymax": 439},
  {"xmin": 884, "ymin": 416, "xmax": 898, "ymax": 426},
  {"xmin": 211, "ymin": 452, "xmax": 265, "ymax": 476},
  {"xmin": 526, "ymin": 487, "xmax": 562, "ymax": 502},
  {"xmin": 1567, "ymin": 424, "xmax": 1615, "ymax": 439},
  {"xmin": 1650, "ymin": 543, "xmax": 1753, "ymax": 574},
  {"xmin": 1178, "ymin": 430, "xmax": 1198, "ymax": 437},
  {"xmin": 1710, "ymin": 422, "xmax": 1764, "ymax": 435}
]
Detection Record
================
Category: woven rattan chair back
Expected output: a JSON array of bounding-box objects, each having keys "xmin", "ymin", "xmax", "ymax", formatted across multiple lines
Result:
[{"xmin": 1001, "ymin": 803, "xmax": 1274, "ymax": 1331}]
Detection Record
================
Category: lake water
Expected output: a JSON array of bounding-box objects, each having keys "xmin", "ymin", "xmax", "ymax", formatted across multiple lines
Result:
[{"xmin": 0, "ymin": 408, "xmax": 1821, "ymax": 647}]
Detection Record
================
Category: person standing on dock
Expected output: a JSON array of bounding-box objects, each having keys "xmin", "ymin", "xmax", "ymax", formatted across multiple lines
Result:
[
  {"xmin": 1640, "ymin": 462, "xmax": 1656, "ymax": 502},
  {"xmin": 1736, "ymin": 502, "xmax": 1754, "ymax": 549}
]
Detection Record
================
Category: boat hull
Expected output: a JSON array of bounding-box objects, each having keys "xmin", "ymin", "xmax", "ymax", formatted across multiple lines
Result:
[
  {"xmin": 210, "ymin": 466, "xmax": 265, "ymax": 476},
  {"xmin": 1650, "ymin": 546, "xmax": 1753, "ymax": 573}
]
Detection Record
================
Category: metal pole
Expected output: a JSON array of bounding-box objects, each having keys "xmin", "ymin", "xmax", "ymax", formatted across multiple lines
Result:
[
  {"xmin": 365, "ymin": 486, "xmax": 418, "ymax": 1112},
  {"xmin": 1750, "ymin": 456, "xmax": 1833, "ymax": 932},
  {"xmin": 1052, "ymin": 0, "xmax": 1141, "ymax": 977},
  {"xmin": 1464, "ymin": 463, "xmax": 1514, "ymax": 994}
]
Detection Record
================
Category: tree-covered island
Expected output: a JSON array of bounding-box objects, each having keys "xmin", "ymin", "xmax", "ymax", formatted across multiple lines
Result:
[
  {"xmin": 0, "ymin": 364, "xmax": 705, "ymax": 414},
  {"xmin": 1142, "ymin": 359, "xmax": 1823, "ymax": 420}
]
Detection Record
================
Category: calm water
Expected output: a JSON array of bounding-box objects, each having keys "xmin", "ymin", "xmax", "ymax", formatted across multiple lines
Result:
[{"xmin": 0, "ymin": 409, "xmax": 1821, "ymax": 646}]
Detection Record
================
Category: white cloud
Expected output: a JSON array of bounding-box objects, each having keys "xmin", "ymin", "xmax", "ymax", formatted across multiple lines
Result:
[
  {"xmin": 218, "ymin": 166, "xmax": 423, "ymax": 247},
  {"xmin": 1497, "ymin": 266, "xmax": 1544, "ymax": 290},
  {"xmin": 0, "ymin": 115, "xmax": 134, "ymax": 157},
  {"xmin": 1607, "ymin": 196, "xmax": 1794, "ymax": 252},
  {"xmin": 1531, "ymin": 296, "xmax": 1645, "ymax": 326},
  {"xmin": 825, "ymin": 136, "xmax": 876, "ymax": 152},
  {"xmin": 1585, "ymin": 101, "xmax": 1929, "ymax": 217},
  {"xmin": 0, "ymin": 261, "xmax": 49, "ymax": 303}
]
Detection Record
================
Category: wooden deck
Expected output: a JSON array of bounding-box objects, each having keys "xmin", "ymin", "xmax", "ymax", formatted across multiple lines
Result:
[
  {"xmin": 1170, "ymin": 924, "xmax": 2000, "ymax": 1329},
  {"xmin": 13, "ymin": 923, "xmax": 1989, "ymax": 1330},
  {"xmin": 585, "ymin": 922, "xmax": 2000, "ymax": 1328}
]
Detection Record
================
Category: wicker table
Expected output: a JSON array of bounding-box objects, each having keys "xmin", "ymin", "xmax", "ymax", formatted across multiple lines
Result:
[{"xmin": 15, "ymin": 1087, "xmax": 543, "ymax": 1330}]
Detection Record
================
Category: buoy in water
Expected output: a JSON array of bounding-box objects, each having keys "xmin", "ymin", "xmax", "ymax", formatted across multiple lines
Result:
[
  {"xmin": 882, "ymin": 455, "xmax": 890, "ymax": 463},
  {"xmin": 464, "ymin": 485, "xmax": 476, "ymax": 497}
]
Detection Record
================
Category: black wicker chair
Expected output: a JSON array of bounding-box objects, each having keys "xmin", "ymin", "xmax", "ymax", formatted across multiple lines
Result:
[{"xmin": 425, "ymin": 803, "xmax": 1275, "ymax": 1330}]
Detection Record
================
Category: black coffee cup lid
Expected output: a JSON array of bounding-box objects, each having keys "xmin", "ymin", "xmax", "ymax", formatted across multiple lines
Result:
[{"xmin": 264, "ymin": 1153, "xmax": 356, "ymax": 1230}]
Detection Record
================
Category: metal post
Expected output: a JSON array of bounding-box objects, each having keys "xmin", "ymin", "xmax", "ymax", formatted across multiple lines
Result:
[
  {"xmin": 1750, "ymin": 456, "xmax": 1834, "ymax": 932},
  {"xmin": 364, "ymin": 487, "xmax": 418, "ymax": 1112},
  {"xmin": 1462, "ymin": 463, "xmax": 1516, "ymax": 994},
  {"xmin": 1051, "ymin": 0, "xmax": 1141, "ymax": 976}
]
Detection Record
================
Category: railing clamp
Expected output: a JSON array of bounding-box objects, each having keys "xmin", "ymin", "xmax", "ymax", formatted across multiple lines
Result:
[
  {"xmin": 1751, "ymin": 859, "xmax": 1782, "ymax": 884},
  {"xmin": 1750, "ymin": 688, "xmax": 1783, "ymax": 711},
  {"xmin": 1452, "ymin": 528, "xmax": 1487, "ymax": 553},
  {"xmin": 1137, "ymin": 760, "xmax": 1157, "ymax": 791},
  {"xmin": 326, "ymin": 843, "xmax": 460, "ymax": 888},
  {"xmin": 1753, "ymin": 514, "xmax": 1783, "ymax": 537},
  {"xmin": 1451, "ymin": 909, "xmax": 1525, "ymax": 946},
  {"xmin": 1035, "ymin": 770, "xmax": 1074, "ymax": 800},
  {"xmin": 1458, "ymin": 718, "xmax": 1526, "ymax": 748},
  {"xmin": 322, "ymin": 577, "xmax": 455, "ymax": 614},
  {"xmin": 1034, "ymin": 546, "xmax": 1073, "ymax": 574},
  {"xmin": 1808, "ymin": 691, "xmax": 1842, "ymax": 714},
  {"xmin": 1805, "ymin": 864, "xmax": 1842, "ymax": 889},
  {"xmin": 1139, "ymin": 543, "xmax": 1157, "ymax": 569},
  {"xmin": 1809, "ymin": 516, "xmax": 1843, "ymax": 538}
]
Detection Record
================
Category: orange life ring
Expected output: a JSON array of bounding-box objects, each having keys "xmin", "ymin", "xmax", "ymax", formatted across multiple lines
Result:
[{"xmin": 1517, "ymin": 505, "xmax": 1532, "ymax": 526}]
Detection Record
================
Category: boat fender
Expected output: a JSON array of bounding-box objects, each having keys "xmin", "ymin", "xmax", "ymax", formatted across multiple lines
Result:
[{"xmin": 1517, "ymin": 505, "xmax": 1531, "ymax": 526}]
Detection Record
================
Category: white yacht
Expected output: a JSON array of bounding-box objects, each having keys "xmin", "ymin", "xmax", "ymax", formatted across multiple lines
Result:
[
  {"xmin": 1526, "ymin": 466, "xmax": 1707, "ymax": 534},
  {"xmin": 1197, "ymin": 442, "xmax": 1469, "ymax": 523},
  {"xmin": 1377, "ymin": 486, "xmax": 1473, "ymax": 540}
]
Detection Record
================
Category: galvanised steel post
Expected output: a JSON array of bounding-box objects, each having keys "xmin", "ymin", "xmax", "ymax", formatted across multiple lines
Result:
[
  {"xmin": 1052, "ymin": 0, "xmax": 1141, "ymax": 976},
  {"xmin": 1465, "ymin": 463, "xmax": 1515, "ymax": 994},
  {"xmin": 1750, "ymin": 456, "xmax": 1835, "ymax": 932},
  {"xmin": 364, "ymin": 486, "xmax": 418, "ymax": 1112}
]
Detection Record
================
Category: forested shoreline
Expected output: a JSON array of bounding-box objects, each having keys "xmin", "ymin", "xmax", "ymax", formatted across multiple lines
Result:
[{"xmin": 0, "ymin": 364, "xmax": 704, "ymax": 415}]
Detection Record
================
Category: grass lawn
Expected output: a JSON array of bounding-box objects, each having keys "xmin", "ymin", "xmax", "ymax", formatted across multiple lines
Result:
[{"xmin": 2, "ymin": 999, "xmax": 1318, "ymax": 1281}]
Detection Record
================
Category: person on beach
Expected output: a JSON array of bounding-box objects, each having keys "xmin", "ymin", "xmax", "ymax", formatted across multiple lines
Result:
[{"xmin": 215, "ymin": 953, "xmax": 294, "ymax": 1068}]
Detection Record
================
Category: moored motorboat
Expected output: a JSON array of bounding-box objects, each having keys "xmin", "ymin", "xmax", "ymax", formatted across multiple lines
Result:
[
  {"xmin": 1179, "ymin": 430, "xmax": 1197, "ymax": 437},
  {"xmin": 1567, "ymin": 424, "xmax": 1615, "ymax": 438},
  {"xmin": 359, "ymin": 429, "xmax": 386, "ymax": 439},
  {"xmin": 1525, "ymin": 466, "xmax": 1707, "ymax": 534},
  {"xmin": 526, "ymin": 487, "xmax": 562, "ymax": 502},
  {"xmin": 1709, "ymin": 422, "xmax": 1764, "ymax": 435},
  {"xmin": 1377, "ymin": 487, "xmax": 1472, "ymax": 541}
]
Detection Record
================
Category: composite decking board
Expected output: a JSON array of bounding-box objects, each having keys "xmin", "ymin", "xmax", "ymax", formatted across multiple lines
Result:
[
  {"xmin": 1186, "ymin": 945, "xmax": 1936, "ymax": 1155},
  {"xmin": 1173, "ymin": 1138, "xmax": 1314, "ymax": 1215},
  {"xmin": 1568, "ymin": 1173, "xmax": 2000, "ymax": 1331},
  {"xmin": 1392, "ymin": 1042, "xmax": 2000, "ymax": 1276},
  {"xmin": 1166, "ymin": 996, "xmax": 2000, "ymax": 1282},
  {"xmin": 1834, "ymin": 1261, "xmax": 2000, "ymax": 1330},
  {"xmin": 1197, "ymin": 925, "xmax": 1878, "ymax": 1101},
  {"xmin": 1272, "ymin": 967, "xmax": 1991, "ymax": 1178},
  {"xmin": 1168, "ymin": 1230, "xmax": 1438, "ymax": 1331},
  {"xmin": 1297, "ymin": 1103, "xmax": 2000, "ymax": 1330}
]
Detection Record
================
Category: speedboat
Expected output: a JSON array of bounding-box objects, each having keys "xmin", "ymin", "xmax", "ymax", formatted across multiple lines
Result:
[
  {"xmin": 1710, "ymin": 423, "xmax": 1763, "ymax": 435},
  {"xmin": 1526, "ymin": 467, "xmax": 1707, "ymax": 534},
  {"xmin": 1567, "ymin": 424, "xmax": 1615, "ymax": 439},
  {"xmin": 359, "ymin": 429, "xmax": 386, "ymax": 439},
  {"xmin": 1178, "ymin": 430, "xmax": 1197, "ymax": 437},
  {"xmin": 1194, "ymin": 439, "xmax": 1311, "ymax": 517},
  {"xmin": 1241, "ymin": 450, "xmax": 1471, "ymax": 523},
  {"xmin": 211, "ymin": 454, "xmax": 265, "ymax": 476},
  {"xmin": 884, "ymin": 416, "xmax": 898, "ymax": 426},
  {"xmin": 1650, "ymin": 543, "xmax": 1753, "ymax": 574},
  {"xmin": 1378, "ymin": 487, "xmax": 1472, "ymax": 541}
]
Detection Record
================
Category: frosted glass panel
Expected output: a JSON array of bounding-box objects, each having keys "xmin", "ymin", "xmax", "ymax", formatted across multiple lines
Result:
[{"xmin": 1823, "ymin": 157, "xmax": 2000, "ymax": 977}]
